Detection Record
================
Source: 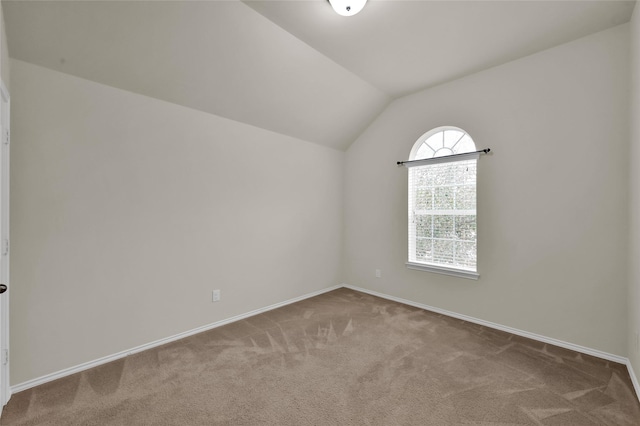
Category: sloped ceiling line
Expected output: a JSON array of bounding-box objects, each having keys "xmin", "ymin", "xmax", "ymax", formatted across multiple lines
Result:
[{"xmin": 2, "ymin": 0, "xmax": 635, "ymax": 150}]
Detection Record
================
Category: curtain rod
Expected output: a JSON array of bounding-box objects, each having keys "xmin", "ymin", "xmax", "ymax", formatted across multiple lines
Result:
[{"xmin": 396, "ymin": 148, "xmax": 491, "ymax": 166}]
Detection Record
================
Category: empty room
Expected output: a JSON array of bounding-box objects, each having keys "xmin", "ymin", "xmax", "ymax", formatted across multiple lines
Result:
[{"xmin": 0, "ymin": 0, "xmax": 639, "ymax": 424}]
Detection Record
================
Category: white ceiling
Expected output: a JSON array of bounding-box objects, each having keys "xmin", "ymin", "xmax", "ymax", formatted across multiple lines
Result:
[
  {"xmin": 2, "ymin": 0, "xmax": 636, "ymax": 150},
  {"xmin": 246, "ymin": 0, "xmax": 635, "ymax": 97}
]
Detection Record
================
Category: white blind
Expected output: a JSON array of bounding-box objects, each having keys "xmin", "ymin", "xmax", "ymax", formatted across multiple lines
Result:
[{"xmin": 408, "ymin": 158, "xmax": 477, "ymax": 271}]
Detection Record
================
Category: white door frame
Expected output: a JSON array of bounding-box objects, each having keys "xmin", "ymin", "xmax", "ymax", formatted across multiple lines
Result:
[{"xmin": 0, "ymin": 79, "xmax": 10, "ymax": 407}]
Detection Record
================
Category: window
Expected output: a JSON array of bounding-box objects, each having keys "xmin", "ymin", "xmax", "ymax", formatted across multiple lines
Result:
[{"xmin": 407, "ymin": 126, "xmax": 479, "ymax": 279}]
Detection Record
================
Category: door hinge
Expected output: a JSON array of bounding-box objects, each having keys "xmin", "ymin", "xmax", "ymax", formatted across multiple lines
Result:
[
  {"xmin": 3, "ymin": 129, "xmax": 8, "ymax": 145},
  {"xmin": 3, "ymin": 349, "xmax": 8, "ymax": 366},
  {"xmin": 2, "ymin": 239, "xmax": 8, "ymax": 256}
]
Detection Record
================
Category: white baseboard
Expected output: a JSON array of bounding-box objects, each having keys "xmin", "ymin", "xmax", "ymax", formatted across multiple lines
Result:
[
  {"xmin": 344, "ymin": 284, "xmax": 640, "ymax": 403},
  {"xmin": 11, "ymin": 282, "xmax": 640, "ymax": 405},
  {"xmin": 342, "ymin": 284, "xmax": 629, "ymax": 365},
  {"xmin": 627, "ymin": 360, "xmax": 640, "ymax": 402},
  {"xmin": 11, "ymin": 285, "xmax": 342, "ymax": 394}
]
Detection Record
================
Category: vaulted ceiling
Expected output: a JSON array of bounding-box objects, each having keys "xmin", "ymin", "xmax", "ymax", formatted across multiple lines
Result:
[{"xmin": 2, "ymin": 0, "xmax": 636, "ymax": 150}]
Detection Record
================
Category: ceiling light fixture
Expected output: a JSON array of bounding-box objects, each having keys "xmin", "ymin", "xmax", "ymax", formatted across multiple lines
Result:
[{"xmin": 328, "ymin": 0, "xmax": 367, "ymax": 17}]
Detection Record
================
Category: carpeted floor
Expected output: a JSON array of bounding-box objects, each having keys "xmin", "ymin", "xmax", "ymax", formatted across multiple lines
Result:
[{"xmin": 2, "ymin": 288, "xmax": 639, "ymax": 425}]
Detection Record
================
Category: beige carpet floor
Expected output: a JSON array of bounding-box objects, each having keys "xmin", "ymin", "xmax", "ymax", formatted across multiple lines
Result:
[{"xmin": 2, "ymin": 288, "xmax": 639, "ymax": 425}]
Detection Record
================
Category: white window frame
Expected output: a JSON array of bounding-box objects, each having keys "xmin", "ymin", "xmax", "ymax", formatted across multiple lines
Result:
[{"xmin": 406, "ymin": 126, "xmax": 479, "ymax": 280}]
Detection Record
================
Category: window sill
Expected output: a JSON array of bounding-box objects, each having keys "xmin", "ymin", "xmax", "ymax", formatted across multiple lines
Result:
[{"xmin": 406, "ymin": 262, "xmax": 479, "ymax": 280}]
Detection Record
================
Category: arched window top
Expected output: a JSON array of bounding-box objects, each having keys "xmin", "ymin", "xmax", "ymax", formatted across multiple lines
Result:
[
  {"xmin": 406, "ymin": 125, "xmax": 479, "ymax": 278},
  {"xmin": 410, "ymin": 126, "xmax": 476, "ymax": 161}
]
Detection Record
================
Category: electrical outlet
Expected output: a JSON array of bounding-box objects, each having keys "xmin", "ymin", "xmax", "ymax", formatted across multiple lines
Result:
[
  {"xmin": 375, "ymin": 269, "xmax": 381, "ymax": 278},
  {"xmin": 212, "ymin": 289, "xmax": 221, "ymax": 302}
]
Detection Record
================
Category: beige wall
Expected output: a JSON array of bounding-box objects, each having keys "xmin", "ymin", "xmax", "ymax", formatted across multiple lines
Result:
[
  {"xmin": 629, "ymin": 6, "xmax": 640, "ymax": 383},
  {"xmin": 344, "ymin": 24, "xmax": 630, "ymax": 356},
  {"xmin": 7, "ymin": 11, "xmax": 636, "ymax": 388},
  {"xmin": 9, "ymin": 59, "xmax": 344, "ymax": 384}
]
